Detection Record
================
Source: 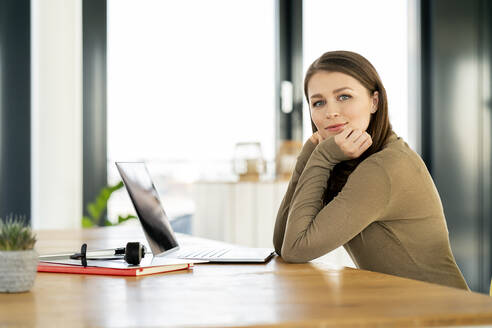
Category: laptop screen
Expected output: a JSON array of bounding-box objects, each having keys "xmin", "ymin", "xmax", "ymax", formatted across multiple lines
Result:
[{"xmin": 116, "ymin": 162, "xmax": 179, "ymax": 255}]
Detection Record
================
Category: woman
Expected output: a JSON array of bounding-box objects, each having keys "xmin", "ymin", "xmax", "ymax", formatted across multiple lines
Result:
[{"xmin": 273, "ymin": 50, "xmax": 469, "ymax": 290}]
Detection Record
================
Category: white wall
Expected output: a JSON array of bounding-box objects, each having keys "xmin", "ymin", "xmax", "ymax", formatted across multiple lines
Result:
[{"xmin": 31, "ymin": 0, "xmax": 83, "ymax": 229}]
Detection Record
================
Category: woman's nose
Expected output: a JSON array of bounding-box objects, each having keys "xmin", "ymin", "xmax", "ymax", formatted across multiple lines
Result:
[
  {"xmin": 325, "ymin": 111, "xmax": 340, "ymax": 119},
  {"xmin": 321, "ymin": 102, "xmax": 340, "ymax": 118}
]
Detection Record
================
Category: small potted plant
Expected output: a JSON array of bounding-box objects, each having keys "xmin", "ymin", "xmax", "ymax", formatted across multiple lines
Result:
[{"xmin": 0, "ymin": 215, "xmax": 38, "ymax": 293}]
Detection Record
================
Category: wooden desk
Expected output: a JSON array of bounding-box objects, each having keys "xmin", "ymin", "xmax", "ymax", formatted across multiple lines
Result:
[{"xmin": 1, "ymin": 226, "xmax": 492, "ymax": 327}]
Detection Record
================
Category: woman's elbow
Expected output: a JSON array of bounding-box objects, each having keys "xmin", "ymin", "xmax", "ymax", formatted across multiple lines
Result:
[
  {"xmin": 273, "ymin": 234, "xmax": 283, "ymax": 257},
  {"xmin": 274, "ymin": 244, "xmax": 282, "ymax": 257},
  {"xmin": 280, "ymin": 244, "xmax": 311, "ymax": 263}
]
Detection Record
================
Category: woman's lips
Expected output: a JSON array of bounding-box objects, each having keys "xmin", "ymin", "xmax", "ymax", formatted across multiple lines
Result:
[{"xmin": 325, "ymin": 123, "xmax": 347, "ymax": 132}]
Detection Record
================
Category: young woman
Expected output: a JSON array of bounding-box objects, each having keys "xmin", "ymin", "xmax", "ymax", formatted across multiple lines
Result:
[{"xmin": 273, "ymin": 50, "xmax": 469, "ymax": 290}]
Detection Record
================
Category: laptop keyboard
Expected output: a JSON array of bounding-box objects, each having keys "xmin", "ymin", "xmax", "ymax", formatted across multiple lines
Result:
[{"xmin": 178, "ymin": 248, "xmax": 230, "ymax": 260}]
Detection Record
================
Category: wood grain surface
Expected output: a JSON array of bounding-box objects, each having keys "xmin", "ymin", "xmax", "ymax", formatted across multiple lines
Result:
[{"xmin": 1, "ymin": 226, "xmax": 492, "ymax": 327}]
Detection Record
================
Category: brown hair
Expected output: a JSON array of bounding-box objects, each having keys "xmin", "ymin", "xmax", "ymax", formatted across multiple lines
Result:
[{"xmin": 304, "ymin": 50, "xmax": 393, "ymax": 205}]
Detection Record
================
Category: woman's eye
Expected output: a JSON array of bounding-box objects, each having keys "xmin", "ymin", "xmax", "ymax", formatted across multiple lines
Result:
[
  {"xmin": 312, "ymin": 100, "xmax": 325, "ymax": 108},
  {"xmin": 338, "ymin": 94, "xmax": 351, "ymax": 101}
]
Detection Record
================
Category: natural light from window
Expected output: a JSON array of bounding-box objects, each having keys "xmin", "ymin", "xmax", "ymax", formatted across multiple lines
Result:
[
  {"xmin": 107, "ymin": 0, "xmax": 275, "ymax": 182},
  {"xmin": 106, "ymin": 0, "xmax": 275, "ymax": 222}
]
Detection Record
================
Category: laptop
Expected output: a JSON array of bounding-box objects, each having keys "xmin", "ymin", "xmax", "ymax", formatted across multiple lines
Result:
[{"xmin": 115, "ymin": 162, "xmax": 275, "ymax": 263}]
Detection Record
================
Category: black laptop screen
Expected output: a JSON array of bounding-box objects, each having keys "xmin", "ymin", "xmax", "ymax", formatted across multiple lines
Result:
[{"xmin": 116, "ymin": 162, "xmax": 179, "ymax": 255}]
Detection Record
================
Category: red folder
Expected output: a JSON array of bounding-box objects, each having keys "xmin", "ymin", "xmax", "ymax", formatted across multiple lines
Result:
[{"xmin": 38, "ymin": 261, "xmax": 193, "ymax": 277}]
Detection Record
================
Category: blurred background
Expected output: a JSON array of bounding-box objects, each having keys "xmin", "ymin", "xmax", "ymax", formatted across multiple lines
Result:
[{"xmin": 0, "ymin": 0, "xmax": 491, "ymax": 293}]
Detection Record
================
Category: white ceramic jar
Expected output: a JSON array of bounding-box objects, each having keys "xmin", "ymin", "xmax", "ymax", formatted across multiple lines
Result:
[{"xmin": 0, "ymin": 250, "xmax": 39, "ymax": 293}]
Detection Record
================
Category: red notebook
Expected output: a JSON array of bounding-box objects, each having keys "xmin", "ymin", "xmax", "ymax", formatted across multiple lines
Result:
[{"xmin": 38, "ymin": 257, "xmax": 194, "ymax": 277}]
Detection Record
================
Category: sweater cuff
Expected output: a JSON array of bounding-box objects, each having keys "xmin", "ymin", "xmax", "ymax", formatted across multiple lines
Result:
[{"xmin": 315, "ymin": 137, "xmax": 351, "ymax": 165}]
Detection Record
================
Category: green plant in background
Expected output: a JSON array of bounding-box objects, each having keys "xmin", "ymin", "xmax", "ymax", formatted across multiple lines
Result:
[
  {"xmin": 0, "ymin": 215, "xmax": 37, "ymax": 251},
  {"xmin": 82, "ymin": 181, "xmax": 137, "ymax": 228}
]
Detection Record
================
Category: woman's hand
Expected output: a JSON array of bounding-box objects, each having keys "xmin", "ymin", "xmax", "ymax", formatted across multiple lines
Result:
[
  {"xmin": 309, "ymin": 132, "xmax": 324, "ymax": 145},
  {"xmin": 333, "ymin": 125, "xmax": 372, "ymax": 159}
]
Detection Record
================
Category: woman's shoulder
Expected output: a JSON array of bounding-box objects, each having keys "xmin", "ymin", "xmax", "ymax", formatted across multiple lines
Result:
[{"xmin": 364, "ymin": 132, "xmax": 428, "ymax": 178}]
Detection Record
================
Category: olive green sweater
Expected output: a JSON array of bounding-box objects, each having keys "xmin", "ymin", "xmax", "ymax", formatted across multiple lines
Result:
[{"xmin": 273, "ymin": 132, "xmax": 469, "ymax": 290}]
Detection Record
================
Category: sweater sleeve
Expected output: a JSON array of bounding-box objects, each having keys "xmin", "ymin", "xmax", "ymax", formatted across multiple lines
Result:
[
  {"xmin": 280, "ymin": 137, "xmax": 391, "ymax": 263},
  {"xmin": 273, "ymin": 139, "xmax": 317, "ymax": 256}
]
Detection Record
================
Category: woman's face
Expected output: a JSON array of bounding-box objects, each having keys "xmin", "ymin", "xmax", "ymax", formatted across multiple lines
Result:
[{"xmin": 307, "ymin": 71, "xmax": 379, "ymax": 139}]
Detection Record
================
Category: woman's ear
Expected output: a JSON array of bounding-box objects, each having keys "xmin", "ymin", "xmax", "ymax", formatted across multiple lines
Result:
[{"xmin": 371, "ymin": 91, "xmax": 379, "ymax": 113}]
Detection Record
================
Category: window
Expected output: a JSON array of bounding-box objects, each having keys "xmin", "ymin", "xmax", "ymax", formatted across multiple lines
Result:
[{"xmin": 106, "ymin": 0, "xmax": 275, "ymax": 222}]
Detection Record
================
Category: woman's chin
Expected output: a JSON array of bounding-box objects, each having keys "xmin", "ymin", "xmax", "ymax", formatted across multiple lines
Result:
[{"xmin": 323, "ymin": 131, "xmax": 338, "ymax": 138}]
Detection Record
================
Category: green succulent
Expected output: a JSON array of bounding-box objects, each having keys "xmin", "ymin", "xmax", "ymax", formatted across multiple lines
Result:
[{"xmin": 0, "ymin": 215, "xmax": 36, "ymax": 251}]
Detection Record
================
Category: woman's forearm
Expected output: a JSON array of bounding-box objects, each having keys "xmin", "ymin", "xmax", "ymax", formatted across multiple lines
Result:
[{"xmin": 273, "ymin": 139, "xmax": 317, "ymax": 256}]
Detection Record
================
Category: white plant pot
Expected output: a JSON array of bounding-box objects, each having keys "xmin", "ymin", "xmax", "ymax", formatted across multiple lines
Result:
[{"xmin": 0, "ymin": 250, "xmax": 39, "ymax": 293}]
